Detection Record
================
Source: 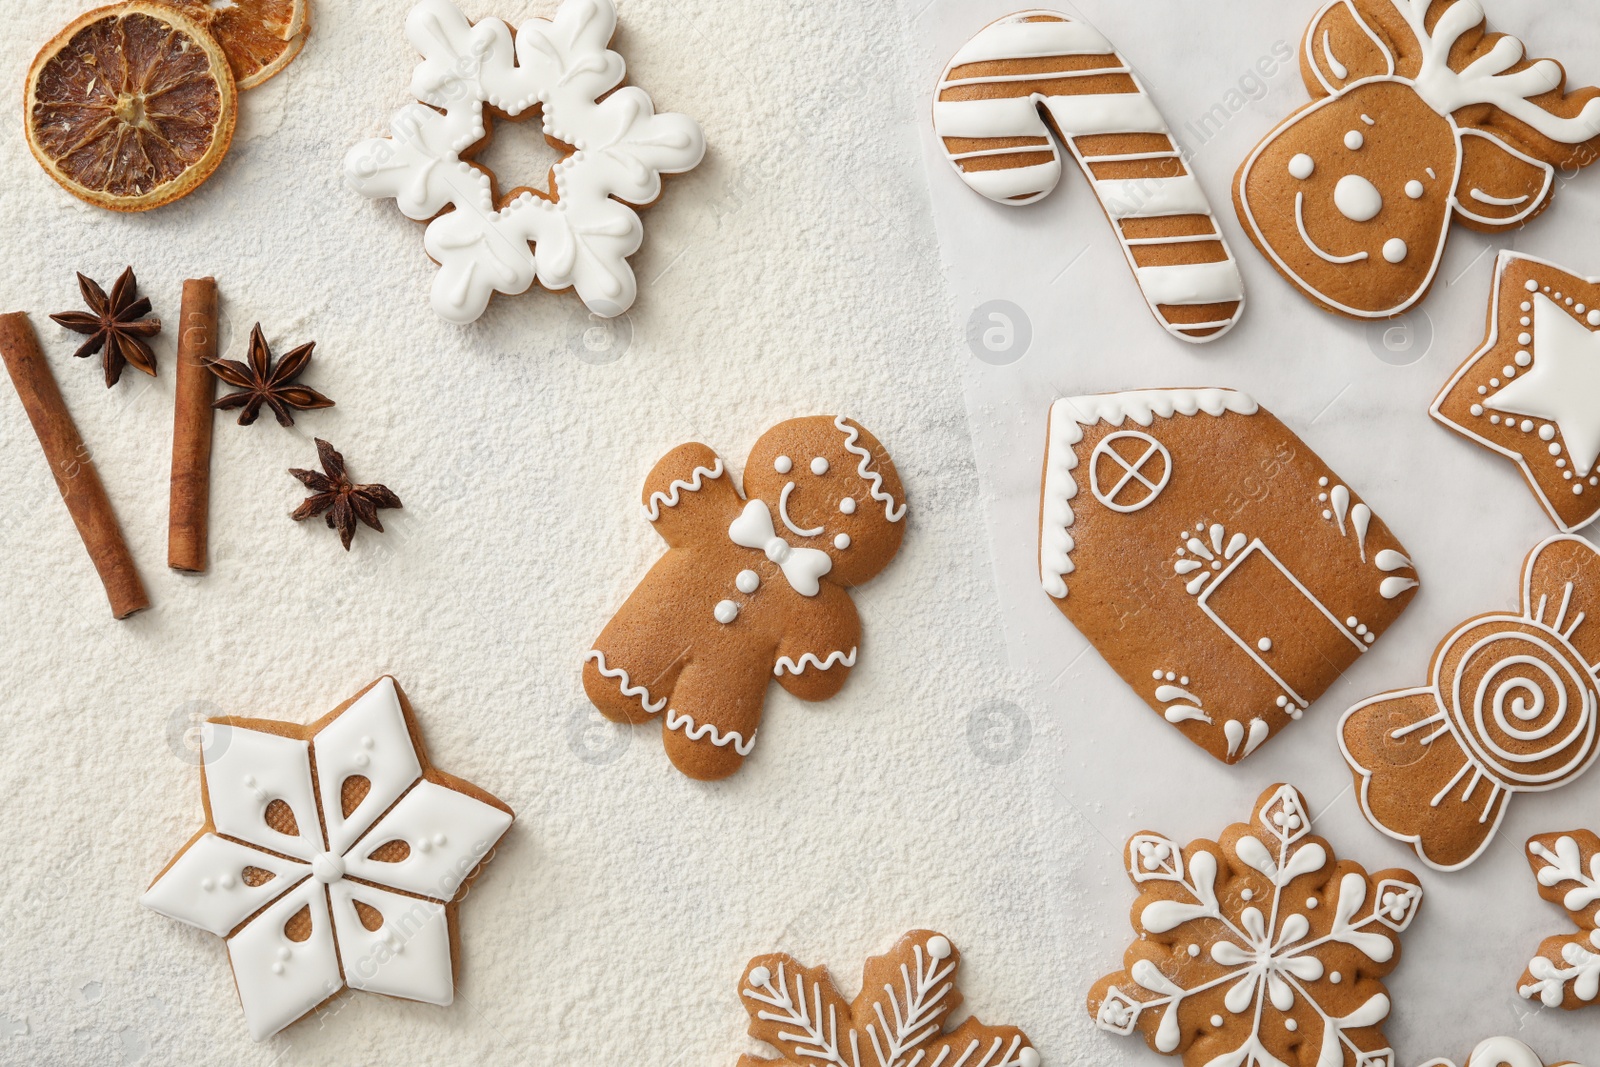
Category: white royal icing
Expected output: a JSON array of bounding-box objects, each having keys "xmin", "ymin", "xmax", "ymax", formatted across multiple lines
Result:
[
  {"xmin": 664, "ymin": 708, "xmax": 756, "ymax": 755},
  {"xmin": 1040, "ymin": 389, "xmax": 1258, "ymax": 598},
  {"xmin": 729, "ymin": 499, "xmax": 833, "ymax": 597},
  {"xmin": 834, "ymin": 415, "xmax": 905, "ymax": 522},
  {"xmin": 933, "ymin": 10, "xmax": 1245, "ymax": 343},
  {"xmin": 584, "ymin": 648, "xmax": 667, "ymax": 713},
  {"xmin": 642, "ymin": 458, "xmax": 724, "ymax": 522},
  {"xmin": 142, "ymin": 681, "xmax": 514, "ymax": 1040},
  {"xmin": 774, "ymin": 647, "xmax": 857, "ymax": 677},
  {"xmin": 344, "ymin": 0, "xmax": 706, "ymax": 323}
]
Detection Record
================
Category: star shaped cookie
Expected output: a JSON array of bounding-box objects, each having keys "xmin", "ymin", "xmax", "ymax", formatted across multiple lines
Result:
[{"xmin": 1434, "ymin": 251, "xmax": 1600, "ymax": 532}]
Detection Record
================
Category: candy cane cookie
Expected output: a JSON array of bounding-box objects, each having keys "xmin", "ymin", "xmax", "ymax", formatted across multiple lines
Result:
[{"xmin": 934, "ymin": 10, "xmax": 1245, "ymax": 343}]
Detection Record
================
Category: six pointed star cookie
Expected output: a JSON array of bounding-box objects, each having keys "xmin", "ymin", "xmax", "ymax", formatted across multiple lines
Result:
[
  {"xmin": 141, "ymin": 676, "xmax": 513, "ymax": 1040},
  {"xmin": 1433, "ymin": 252, "xmax": 1600, "ymax": 532},
  {"xmin": 1519, "ymin": 828, "xmax": 1600, "ymax": 1012},
  {"xmin": 1088, "ymin": 783, "xmax": 1423, "ymax": 1067}
]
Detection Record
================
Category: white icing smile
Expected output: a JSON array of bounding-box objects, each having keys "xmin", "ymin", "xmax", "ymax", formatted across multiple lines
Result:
[
  {"xmin": 1295, "ymin": 193, "xmax": 1367, "ymax": 265},
  {"xmin": 778, "ymin": 482, "xmax": 824, "ymax": 537}
]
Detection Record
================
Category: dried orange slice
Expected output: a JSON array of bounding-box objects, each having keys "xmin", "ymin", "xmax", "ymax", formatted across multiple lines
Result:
[
  {"xmin": 169, "ymin": 0, "xmax": 310, "ymax": 91},
  {"xmin": 25, "ymin": 2, "xmax": 237, "ymax": 212}
]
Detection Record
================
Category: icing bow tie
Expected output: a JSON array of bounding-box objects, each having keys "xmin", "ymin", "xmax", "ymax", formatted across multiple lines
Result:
[{"xmin": 729, "ymin": 500, "xmax": 832, "ymax": 597}]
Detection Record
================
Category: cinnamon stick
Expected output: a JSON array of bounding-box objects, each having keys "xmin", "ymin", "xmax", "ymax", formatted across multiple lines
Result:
[
  {"xmin": 168, "ymin": 278, "xmax": 218, "ymax": 572},
  {"xmin": 0, "ymin": 312, "xmax": 148, "ymax": 618}
]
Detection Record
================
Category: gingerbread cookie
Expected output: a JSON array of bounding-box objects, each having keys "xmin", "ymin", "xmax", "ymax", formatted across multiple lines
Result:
[
  {"xmin": 1519, "ymin": 829, "xmax": 1600, "ymax": 1011},
  {"xmin": 934, "ymin": 10, "xmax": 1245, "ymax": 343},
  {"xmin": 1039, "ymin": 389, "xmax": 1419, "ymax": 764},
  {"xmin": 1433, "ymin": 252, "xmax": 1600, "ymax": 532},
  {"xmin": 1089, "ymin": 783, "xmax": 1423, "ymax": 1067},
  {"xmin": 1234, "ymin": 0, "xmax": 1600, "ymax": 319},
  {"xmin": 141, "ymin": 677, "xmax": 513, "ymax": 1040},
  {"xmin": 584, "ymin": 416, "xmax": 905, "ymax": 780},
  {"xmin": 344, "ymin": 0, "xmax": 705, "ymax": 324},
  {"xmin": 738, "ymin": 930, "xmax": 1039, "ymax": 1067},
  {"xmin": 1420, "ymin": 1038, "xmax": 1583, "ymax": 1067},
  {"xmin": 1340, "ymin": 536, "xmax": 1600, "ymax": 872}
]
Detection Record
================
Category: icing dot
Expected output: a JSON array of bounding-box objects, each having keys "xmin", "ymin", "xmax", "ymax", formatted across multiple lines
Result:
[
  {"xmin": 736, "ymin": 569, "xmax": 760, "ymax": 593},
  {"xmin": 1591, "ymin": 310, "xmax": 1600, "ymax": 326},
  {"xmin": 839, "ymin": 497, "xmax": 857, "ymax": 515},
  {"xmin": 1152, "ymin": 670, "xmax": 1163, "ymax": 679},
  {"xmin": 1519, "ymin": 333, "xmax": 1533, "ymax": 345},
  {"xmin": 1503, "ymin": 366, "xmax": 1515, "ymax": 378},
  {"xmin": 1018, "ymin": 1050, "xmax": 1040, "ymax": 1067},
  {"xmin": 774, "ymin": 455, "xmax": 792, "ymax": 474},
  {"xmin": 1516, "ymin": 350, "xmax": 1532, "ymax": 367},
  {"xmin": 1347, "ymin": 617, "xmax": 1358, "ymax": 627},
  {"xmin": 220, "ymin": 874, "xmax": 236, "ymax": 889},
  {"xmin": 1521, "ymin": 317, "xmax": 1532, "ymax": 327},
  {"xmin": 272, "ymin": 963, "xmax": 285, "ymax": 975},
  {"xmin": 200, "ymin": 878, "xmax": 214, "ymax": 891},
  {"xmin": 1188, "ymin": 944, "xmax": 1200, "ymax": 957},
  {"xmin": 927, "ymin": 935, "xmax": 952, "ymax": 960},
  {"xmin": 354, "ymin": 753, "xmax": 370, "ymax": 769},
  {"xmin": 1241, "ymin": 888, "xmax": 1254, "ymax": 901},
  {"xmin": 1257, "ymin": 638, "xmax": 1272, "ymax": 652},
  {"xmin": 1285, "ymin": 1019, "xmax": 1299, "ymax": 1032},
  {"xmin": 1276, "ymin": 696, "xmax": 1288, "ymax": 708},
  {"xmin": 714, "ymin": 599, "xmax": 739, "ymax": 624},
  {"xmin": 1405, "ymin": 179, "xmax": 1424, "ymax": 198},
  {"xmin": 1470, "ymin": 404, "xmax": 1484, "ymax": 416},
  {"xmin": 310, "ymin": 852, "xmax": 346, "ymax": 885},
  {"xmin": 1490, "ymin": 378, "xmax": 1500, "ymax": 387},
  {"xmin": 1566, "ymin": 470, "xmax": 1575, "ymax": 480},
  {"xmin": 1330, "ymin": 971, "xmax": 1342, "ymax": 984},
  {"xmin": 1357, "ymin": 624, "xmax": 1368, "ymax": 636},
  {"xmin": 1180, "ymin": 677, "xmax": 1189, "ymax": 685},
  {"xmin": 749, "ymin": 966, "xmax": 771, "ymax": 986},
  {"xmin": 1364, "ymin": 633, "xmax": 1375, "ymax": 644},
  {"xmin": 1288, "ymin": 153, "xmax": 1315, "ymax": 179},
  {"xmin": 1211, "ymin": 560, "xmax": 1221, "ymax": 570},
  {"xmin": 1210, "ymin": 1015, "xmax": 1224, "ymax": 1028},
  {"xmin": 1382, "ymin": 238, "xmax": 1408, "ymax": 264},
  {"xmin": 418, "ymin": 839, "xmax": 433, "ymax": 853},
  {"xmin": 1319, "ymin": 477, "xmax": 1329, "ymax": 487},
  {"xmin": 1166, "ymin": 672, "xmax": 1176, "ymax": 681},
  {"xmin": 1490, "ymin": 415, "xmax": 1501, "ymax": 424},
  {"xmin": 810, "ymin": 456, "xmax": 829, "ymax": 475},
  {"xmin": 1334, "ymin": 173, "xmax": 1382, "ymax": 221},
  {"xmin": 1318, "ymin": 493, "xmax": 1328, "ymax": 502},
  {"xmin": 1522, "ymin": 302, "xmax": 1532, "ymax": 312},
  {"xmin": 1521, "ymin": 420, "xmax": 1534, "ymax": 433},
  {"xmin": 834, "ymin": 533, "xmax": 851, "ymax": 550},
  {"xmin": 1322, "ymin": 509, "xmax": 1332, "ymax": 520},
  {"xmin": 433, "ymin": 833, "xmax": 447, "ymax": 846},
  {"xmin": 277, "ymin": 947, "xmax": 291, "ymax": 960},
  {"xmin": 1559, "ymin": 458, "xmax": 1568, "ymax": 468},
  {"xmin": 1527, "ymin": 279, "xmax": 1540, "ymax": 292},
  {"xmin": 1576, "ymin": 484, "xmax": 1584, "ymax": 496},
  {"xmin": 1306, "ymin": 897, "xmax": 1318, "ymax": 909},
  {"xmin": 1552, "ymin": 443, "xmax": 1564, "ymax": 456},
  {"xmin": 1556, "ymin": 293, "xmax": 1564, "ymax": 301},
  {"xmin": 1344, "ymin": 130, "xmax": 1364, "ymax": 149},
  {"xmin": 1477, "ymin": 385, "xmax": 1487, "ymax": 395}
]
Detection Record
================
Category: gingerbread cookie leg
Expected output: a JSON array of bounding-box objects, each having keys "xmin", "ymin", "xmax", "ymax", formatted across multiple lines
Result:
[
  {"xmin": 934, "ymin": 10, "xmax": 1245, "ymax": 343},
  {"xmin": 658, "ymin": 661, "xmax": 769, "ymax": 781}
]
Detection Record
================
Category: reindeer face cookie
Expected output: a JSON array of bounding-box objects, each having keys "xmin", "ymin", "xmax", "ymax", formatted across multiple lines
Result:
[
  {"xmin": 1040, "ymin": 389, "xmax": 1419, "ymax": 765},
  {"xmin": 1235, "ymin": 0, "xmax": 1600, "ymax": 319},
  {"xmin": 583, "ymin": 416, "xmax": 905, "ymax": 780},
  {"xmin": 1340, "ymin": 536, "xmax": 1600, "ymax": 872}
]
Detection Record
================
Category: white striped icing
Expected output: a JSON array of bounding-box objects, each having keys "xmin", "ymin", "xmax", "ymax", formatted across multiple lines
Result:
[
  {"xmin": 1136, "ymin": 261, "xmax": 1247, "ymax": 305},
  {"xmin": 641, "ymin": 459, "xmax": 724, "ymax": 521},
  {"xmin": 949, "ymin": 18, "xmax": 1113, "ymax": 66},
  {"xmin": 1094, "ymin": 176, "xmax": 1213, "ymax": 218},
  {"xmin": 774, "ymin": 647, "xmax": 858, "ymax": 676}
]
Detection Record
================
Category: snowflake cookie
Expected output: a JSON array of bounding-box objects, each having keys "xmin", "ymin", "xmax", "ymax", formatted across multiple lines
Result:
[
  {"xmin": 584, "ymin": 416, "xmax": 905, "ymax": 780},
  {"xmin": 141, "ymin": 677, "xmax": 514, "ymax": 1040},
  {"xmin": 1433, "ymin": 252, "xmax": 1600, "ymax": 532},
  {"xmin": 1340, "ymin": 535, "xmax": 1600, "ymax": 872},
  {"xmin": 1418, "ymin": 1036, "xmax": 1583, "ymax": 1067},
  {"xmin": 1518, "ymin": 828, "xmax": 1600, "ymax": 1012},
  {"xmin": 344, "ymin": 0, "xmax": 705, "ymax": 324},
  {"xmin": 1088, "ymin": 783, "xmax": 1423, "ymax": 1067},
  {"xmin": 738, "ymin": 929, "xmax": 1039, "ymax": 1067}
]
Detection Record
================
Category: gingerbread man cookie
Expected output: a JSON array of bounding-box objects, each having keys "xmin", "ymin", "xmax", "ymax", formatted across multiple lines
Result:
[
  {"xmin": 1433, "ymin": 252, "xmax": 1600, "ymax": 532},
  {"xmin": 1340, "ymin": 536, "xmax": 1600, "ymax": 872},
  {"xmin": 1235, "ymin": 0, "xmax": 1600, "ymax": 319},
  {"xmin": 584, "ymin": 416, "xmax": 905, "ymax": 780}
]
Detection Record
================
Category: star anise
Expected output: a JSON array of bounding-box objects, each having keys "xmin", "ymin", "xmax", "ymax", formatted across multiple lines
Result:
[
  {"xmin": 210, "ymin": 323, "xmax": 334, "ymax": 426},
  {"xmin": 290, "ymin": 439, "xmax": 403, "ymax": 551},
  {"xmin": 49, "ymin": 267, "xmax": 161, "ymax": 387}
]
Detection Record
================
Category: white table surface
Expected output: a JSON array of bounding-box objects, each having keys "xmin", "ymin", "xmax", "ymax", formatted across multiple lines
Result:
[{"xmin": 0, "ymin": 0, "xmax": 1594, "ymax": 1063}]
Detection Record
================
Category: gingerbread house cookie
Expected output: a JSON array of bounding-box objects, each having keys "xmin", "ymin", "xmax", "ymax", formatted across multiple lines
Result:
[
  {"xmin": 1433, "ymin": 251, "xmax": 1600, "ymax": 532},
  {"xmin": 1040, "ymin": 389, "xmax": 1419, "ymax": 763}
]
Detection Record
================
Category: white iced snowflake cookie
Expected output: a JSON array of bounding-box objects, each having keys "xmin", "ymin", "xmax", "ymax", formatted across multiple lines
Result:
[
  {"xmin": 141, "ymin": 677, "xmax": 513, "ymax": 1040},
  {"xmin": 344, "ymin": 0, "xmax": 705, "ymax": 324},
  {"xmin": 1418, "ymin": 1036, "xmax": 1584, "ymax": 1067}
]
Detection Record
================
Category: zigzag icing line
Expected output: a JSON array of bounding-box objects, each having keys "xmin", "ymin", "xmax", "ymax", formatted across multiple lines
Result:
[
  {"xmin": 641, "ymin": 458, "xmax": 725, "ymax": 521},
  {"xmin": 834, "ymin": 415, "xmax": 905, "ymax": 522},
  {"xmin": 585, "ymin": 650, "xmax": 666, "ymax": 713},
  {"xmin": 664, "ymin": 708, "xmax": 756, "ymax": 755},
  {"xmin": 773, "ymin": 647, "xmax": 858, "ymax": 676}
]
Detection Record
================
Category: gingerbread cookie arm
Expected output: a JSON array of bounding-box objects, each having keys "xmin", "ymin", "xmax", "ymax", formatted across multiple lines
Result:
[
  {"xmin": 638, "ymin": 442, "xmax": 740, "ymax": 546},
  {"xmin": 1519, "ymin": 830, "xmax": 1600, "ymax": 1010},
  {"xmin": 934, "ymin": 11, "xmax": 1245, "ymax": 343},
  {"xmin": 773, "ymin": 586, "xmax": 860, "ymax": 701}
]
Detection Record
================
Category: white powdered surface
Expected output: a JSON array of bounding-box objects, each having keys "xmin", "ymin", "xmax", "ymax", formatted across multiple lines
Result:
[{"xmin": 0, "ymin": 1, "xmax": 1089, "ymax": 1064}]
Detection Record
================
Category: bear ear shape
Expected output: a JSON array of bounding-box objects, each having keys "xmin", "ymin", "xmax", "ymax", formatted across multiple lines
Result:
[
  {"xmin": 1522, "ymin": 535, "xmax": 1600, "ymax": 667},
  {"xmin": 1303, "ymin": 0, "xmax": 1401, "ymax": 98},
  {"xmin": 1454, "ymin": 129, "xmax": 1556, "ymax": 230}
]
